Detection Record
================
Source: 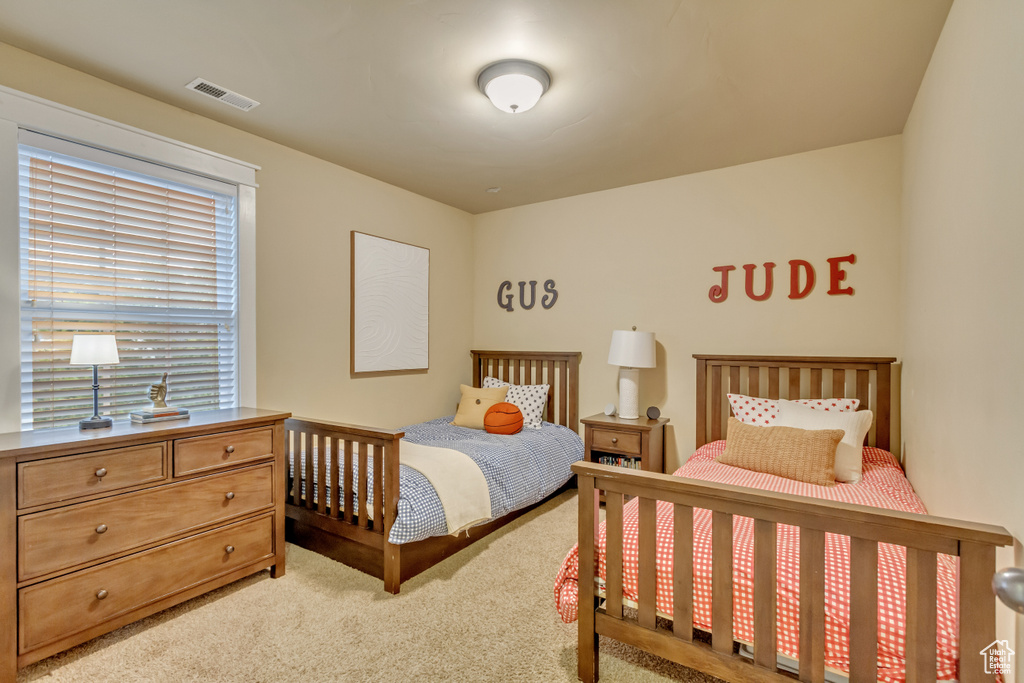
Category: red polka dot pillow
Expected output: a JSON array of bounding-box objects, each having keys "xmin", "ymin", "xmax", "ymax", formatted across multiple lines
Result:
[
  {"xmin": 726, "ymin": 393, "xmax": 860, "ymax": 427},
  {"xmin": 482, "ymin": 377, "xmax": 550, "ymax": 429}
]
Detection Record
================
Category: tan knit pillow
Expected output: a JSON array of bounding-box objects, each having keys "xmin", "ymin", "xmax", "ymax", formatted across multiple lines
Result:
[
  {"xmin": 717, "ymin": 417, "xmax": 844, "ymax": 487},
  {"xmin": 452, "ymin": 385, "xmax": 509, "ymax": 429}
]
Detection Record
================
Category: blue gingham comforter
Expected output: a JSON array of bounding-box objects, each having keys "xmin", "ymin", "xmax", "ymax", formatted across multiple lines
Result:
[
  {"xmin": 296, "ymin": 417, "xmax": 583, "ymax": 544},
  {"xmin": 386, "ymin": 417, "xmax": 583, "ymax": 544}
]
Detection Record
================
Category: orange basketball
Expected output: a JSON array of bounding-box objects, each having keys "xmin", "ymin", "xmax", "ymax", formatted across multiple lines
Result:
[{"xmin": 484, "ymin": 402, "xmax": 524, "ymax": 435}]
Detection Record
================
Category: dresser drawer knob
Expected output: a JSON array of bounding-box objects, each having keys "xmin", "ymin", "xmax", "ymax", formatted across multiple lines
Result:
[
  {"xmin": 225, "ymin": 491, "xmax": 235, "ymax": 500},
  {"xmin": 94, "ymin": 467, "xmax": 107, "ymax": 478},
  {"xmin": 96, "ymin": 589, "xmax": 108, "ymax": 600},
  {"xmin": 225, "ymin": 445, "xmax": 235, "ymax": 454},
  {"xmin": 611, "ymin": 437, "xmax": 618, "ymax": 444},
  {"xmin": 95, "ymin": 524, "xmax": 108, "ymax": 534},
  {"xmin": 225, "ymin": 545, "xmax": 235, "ymax": 554}
]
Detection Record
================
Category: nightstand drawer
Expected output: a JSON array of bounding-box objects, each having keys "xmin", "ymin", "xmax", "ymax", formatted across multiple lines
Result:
[
  {"xmin": 19, "ymin": 464, "xmax": 273, "ymax": 581},
  {"xmin": 591, "ymin": 429, "xmax": 641, "ymax": 455},
  {"xmin": 19, "ymin": 514, "xmax": 274, "ymax": 654},
  {"xmin": 174, "ymin": 427, "xmax": 274, "ymax": 476},
  {"xmin": 18, "ymin": 444, "xmax": 166, "ymax": 509}
]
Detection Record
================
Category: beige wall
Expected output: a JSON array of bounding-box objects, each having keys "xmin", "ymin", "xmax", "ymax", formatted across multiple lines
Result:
[
  {"xmin": 0, "ymin": 43, "xmax": 476, "ymax": 430},
  {"xmin": 473, "ymin": 136, "xmax": 903, "ymax": 472},
  {"xmin": 901, "ymin": 0, "xmax": 1024, "ymax": 674}
]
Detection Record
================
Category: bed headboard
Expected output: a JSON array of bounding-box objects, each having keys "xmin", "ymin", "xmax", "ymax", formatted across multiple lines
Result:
[
  {"xmin": 471, "ymin": 350, "xmax": 581, "ymax": 432},
  {"xmin": 694, "ymin": 354, "xmax": 897, "ymax": 451}
]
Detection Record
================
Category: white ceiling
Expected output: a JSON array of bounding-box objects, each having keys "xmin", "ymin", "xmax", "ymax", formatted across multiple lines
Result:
[{"xmin": 0, "ymin": 0, "xmax": 951, "ymax": 214}]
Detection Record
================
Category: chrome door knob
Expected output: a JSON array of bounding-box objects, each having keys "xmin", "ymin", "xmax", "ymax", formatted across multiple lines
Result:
[{"xmin": 993, "ymin": 567, "xmax": 1024, "ymax": 614}]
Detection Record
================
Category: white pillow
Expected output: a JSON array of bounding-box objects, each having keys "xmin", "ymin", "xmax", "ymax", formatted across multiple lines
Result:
[
  {"xmin": 482, "ymin": 376, "xmax": 550, "ymax": 429},
  {"xmin": 727, "ymin": 393, "xmax": 860, "ymax": 426},
  {"xmin": 774, "ymin": 400, "xmax": 872, "ymax": 484}
]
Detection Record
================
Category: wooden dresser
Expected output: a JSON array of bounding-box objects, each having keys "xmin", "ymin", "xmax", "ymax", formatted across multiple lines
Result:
[{"xmin": 0, "ymin": 407, "xmax": 290, "ymax": 681}]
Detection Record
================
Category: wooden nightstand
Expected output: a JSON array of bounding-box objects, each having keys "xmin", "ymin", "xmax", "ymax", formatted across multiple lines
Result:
[{"xmin": 581, "ymin": 413, "xmax": 669, "ymax": 474}]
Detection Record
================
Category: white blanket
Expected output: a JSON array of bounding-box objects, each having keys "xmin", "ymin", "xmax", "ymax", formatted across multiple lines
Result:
[{"xmin": 399, "ymin": 440, "xmax": 492, "ymax": 536}]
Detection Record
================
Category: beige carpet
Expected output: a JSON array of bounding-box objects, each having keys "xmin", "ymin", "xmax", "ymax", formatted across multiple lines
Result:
[{"xmin": 20, "ymin": 490, "xmax": 724, "ymax": 682}]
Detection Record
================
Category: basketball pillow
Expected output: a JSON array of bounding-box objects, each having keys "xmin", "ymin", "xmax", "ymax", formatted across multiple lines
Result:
[{"xmin": 484, "ymin": 402, "xmax": 524, "ymax": 435}]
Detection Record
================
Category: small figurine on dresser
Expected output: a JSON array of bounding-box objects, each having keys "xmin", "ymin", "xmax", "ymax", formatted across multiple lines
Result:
[{"xmin": 130, "ymin": 372, "xmax": 190, "ymax": 424}]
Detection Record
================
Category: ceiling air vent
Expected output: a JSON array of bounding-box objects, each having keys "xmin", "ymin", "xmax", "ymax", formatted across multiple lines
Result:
[{"xmin": 185, "ymin": 78, "xmax": 260, "ymax": 111}]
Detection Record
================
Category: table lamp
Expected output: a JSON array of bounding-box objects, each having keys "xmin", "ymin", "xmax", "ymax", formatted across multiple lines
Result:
[
  {"xmin": 70, "ymin": 334, "xmax": 120, "ymax": 430},
  {"xmin": 607, "ymin": 327, "xmax": 656, "ymax": 420}
]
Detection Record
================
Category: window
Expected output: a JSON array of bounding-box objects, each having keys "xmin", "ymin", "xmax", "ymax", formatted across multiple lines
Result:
[{"xmin": 18, "ymin": 130, "xmax": 239, "ymax": 430}]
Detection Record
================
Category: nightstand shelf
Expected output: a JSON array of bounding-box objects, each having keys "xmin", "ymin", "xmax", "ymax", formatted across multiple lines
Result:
[{"xmin": 581, "ymin": 413, "xmax": 668, "ymax": 475}]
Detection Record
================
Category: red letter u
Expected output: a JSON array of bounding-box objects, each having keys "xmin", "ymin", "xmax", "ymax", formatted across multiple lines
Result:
[{"xmin": 743, "ymin": 263, "xmax": 776, "ymax": 301}]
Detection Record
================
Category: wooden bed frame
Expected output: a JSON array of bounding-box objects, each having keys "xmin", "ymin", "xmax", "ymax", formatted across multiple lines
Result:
[
  {"xmin": 284, "ymin": 349, "xmax": 580, "ymax": 594},
  {"xmin": 573, "ymin": 354, "xmax": 1013, "ymax": 683}
]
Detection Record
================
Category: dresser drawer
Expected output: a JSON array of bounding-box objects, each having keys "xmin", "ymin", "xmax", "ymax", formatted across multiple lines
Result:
[
  {"xmin": 174, "ymin": 426, "xmax": 274, "ymax": 476},
  {"xmin": 591, "ymin": 428, "xmax": 641, "ymax": 455},
  {"xmin": 18, "ymin": 444, "xmax": 166, "ymax": 509},
  {"xmin": 19, "ymin": 463, "xmax": 274, "ymax": 581},
  {"xmin": 19, "ymin": 514, "xmax": 274, "ymax": 654}
]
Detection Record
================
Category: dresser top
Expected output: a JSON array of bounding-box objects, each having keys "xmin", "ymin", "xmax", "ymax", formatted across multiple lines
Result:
[{"xmin": 0, "ymin": 407, "xmax": 291, "ymax": 460}]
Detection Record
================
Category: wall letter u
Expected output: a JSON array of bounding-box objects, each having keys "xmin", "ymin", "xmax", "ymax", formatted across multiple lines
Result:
[{"xmin": 743, "ymin": 262, "xmax": 776, "ymax": 301}]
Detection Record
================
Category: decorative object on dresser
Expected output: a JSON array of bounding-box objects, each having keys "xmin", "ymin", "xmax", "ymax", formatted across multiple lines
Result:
[
  {"xmin": 0, "ymin": 407, "xmax": 290, "ymax": 680},
  {"xmin": 69, "ymin": 335, "xmax": 120, "ymax": 430},
  {"xmin": 350, "ymin": 231, "xmax": 429, "ymax": 374},
  {"xmin": 564, "ymin": 355, "xmax": 1013, "ymax": 683},
  {"xmin": 148, "ymin": 372, "xmax": 170, "ymax": 408},
  {"xmin": 129, "ymin": 408, "xmax": 190, "ymax": 424},
  {"xmin": 607, "ymin": 327, "xmax": 655, "ymax": 420},
  {"xmin": 582, "ymin": 413, "xmax": 668, "ymax": 474},
  {"xmin": 131, "ymin": 373, "xmax": 190, "ymax": 424},
  {"xmin": 284, "ymin": 350, "xmax": 581, "ymax": 594}
]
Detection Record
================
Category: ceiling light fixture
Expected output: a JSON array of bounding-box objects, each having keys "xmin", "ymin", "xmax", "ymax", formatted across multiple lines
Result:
[{"xmin": 477, "ymin": 60, "xmax": 551, "ymax": 114}]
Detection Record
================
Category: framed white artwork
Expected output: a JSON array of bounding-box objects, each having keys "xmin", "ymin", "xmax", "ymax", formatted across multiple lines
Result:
[{"xmin": 350, "ymin": 231, "xmax": 429, "ymax": 374}]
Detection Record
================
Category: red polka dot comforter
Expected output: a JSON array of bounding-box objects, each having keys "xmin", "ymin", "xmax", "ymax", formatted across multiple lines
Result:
[{"xmin": 553, "ymin": 441, "xmax": 959, "ymax": 681}]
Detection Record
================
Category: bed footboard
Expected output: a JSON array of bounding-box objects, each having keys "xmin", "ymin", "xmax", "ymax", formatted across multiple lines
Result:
[
  {"xmin": 572, "ymin": 462, "xmax": 1013, "ymax": 683},
  {"xmin": 284, "ymin": 417, "xmax": 405, "ymax": 592}
]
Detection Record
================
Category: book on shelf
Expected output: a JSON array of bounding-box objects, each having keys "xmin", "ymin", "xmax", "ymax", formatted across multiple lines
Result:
[{"xmin": 596, "ymin": 455, "xmax": 641, "ymax": 469}]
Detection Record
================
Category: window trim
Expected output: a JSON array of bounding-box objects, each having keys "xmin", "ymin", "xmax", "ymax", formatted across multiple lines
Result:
[{"xmin": 0, "ymin": 85, "xmax": 259, "ymax": 432}]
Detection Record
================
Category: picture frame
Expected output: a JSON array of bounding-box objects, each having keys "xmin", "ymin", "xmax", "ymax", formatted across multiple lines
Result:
[{"xmin": 350, "ymin": 231, "xmax": 429, "ymax": 374}]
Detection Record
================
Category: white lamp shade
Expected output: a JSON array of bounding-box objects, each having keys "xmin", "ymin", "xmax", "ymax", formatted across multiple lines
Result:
[
  {"xmin": 70, "ymin": 335, "xmax": 120, "ymax": 365},
  {"xmin": 607, "ymin": 330, "xmax": 656, "ymax": 368}
]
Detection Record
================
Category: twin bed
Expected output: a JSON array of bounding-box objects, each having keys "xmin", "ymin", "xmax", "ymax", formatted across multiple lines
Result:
[
  {"xmin": 283, "ymin": 350, "xmax": 582, "ymax": 594},
  {"xmin": 283, "ymin": 350, "xmax": 1012, "ymax": 682},
  {"xmin": 559, "ymin": 355, "xmax": 1013, "ymax": 683}
]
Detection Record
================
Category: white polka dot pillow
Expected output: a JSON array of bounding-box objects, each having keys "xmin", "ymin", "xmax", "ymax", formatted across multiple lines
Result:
[
  {"xmin": 726, "ymin": 393, "xmax": 860, "ymax": 427},
  {"xmin": 483, "ymin": 377, "xmax": 550, "ymax": 429}
]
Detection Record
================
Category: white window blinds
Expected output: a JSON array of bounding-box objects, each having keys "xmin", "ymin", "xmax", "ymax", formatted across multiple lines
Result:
[{"xmin": 18, "ymin": 130, "xmax": 239, "ymax": 430}]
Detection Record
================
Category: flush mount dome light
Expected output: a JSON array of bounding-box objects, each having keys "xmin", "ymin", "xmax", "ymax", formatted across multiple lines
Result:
[{"xmin": 477, "ymin": 60, "xmax": 551, "ymax": 113}]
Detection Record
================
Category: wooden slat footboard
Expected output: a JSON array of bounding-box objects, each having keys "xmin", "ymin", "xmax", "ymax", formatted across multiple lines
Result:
[
  {"xmin": 572, "ymin": 462, "xmax": 1014, "ymax": 683},
  {"xmin": 284, "ymin": 417, "xmax": 405, "ymax": 592}
]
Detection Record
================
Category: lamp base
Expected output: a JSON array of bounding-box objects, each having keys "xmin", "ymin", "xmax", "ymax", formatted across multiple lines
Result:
[
  {"xmin": 617, "ymin": 367, "xmax": 640, "ymax": 420},
  {"xmin": 80, "ymin": 416, "xmax": 113, "ymax": 430}
]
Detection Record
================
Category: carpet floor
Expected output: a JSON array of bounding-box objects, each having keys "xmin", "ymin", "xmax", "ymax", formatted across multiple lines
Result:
[{"xmin": 20, "ymin": 490, "xmax": 724, "ymax": 682}]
